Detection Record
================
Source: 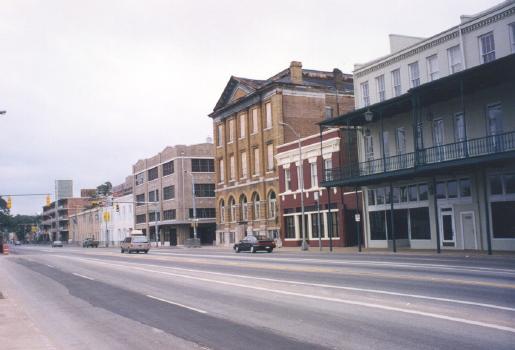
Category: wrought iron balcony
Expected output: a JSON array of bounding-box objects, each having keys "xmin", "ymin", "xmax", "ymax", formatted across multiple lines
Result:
[{"xmin": 323, "ymin": 130, "xmax": 515, "ymax": 186}]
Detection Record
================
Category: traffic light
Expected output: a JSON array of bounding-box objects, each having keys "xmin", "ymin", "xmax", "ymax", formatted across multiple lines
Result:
[
  {"xmin": 46, "ymin": 195, "xmax": 51, "ymax": 206},
  {"xmin": 115, "ymin": 204, "xmax": 120, "ymax": 212},
  {"xmin": 6, "ymin": 196, "xmax": 12, "ymax": 209}
]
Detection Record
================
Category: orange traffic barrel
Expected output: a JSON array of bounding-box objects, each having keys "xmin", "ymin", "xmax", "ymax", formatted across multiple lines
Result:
[{"xmin": 2, "ymin": 244, "xmax": 9, "ymax": 255}]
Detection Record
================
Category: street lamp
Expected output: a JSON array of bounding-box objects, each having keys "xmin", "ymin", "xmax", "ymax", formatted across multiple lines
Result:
[
  {"xmin": 279, "ymin": 121, "xmax": 308, "ymax": 251},
  {"xmin": 364, "ymin": 109, "xmax": 374, "ymax": 122}
]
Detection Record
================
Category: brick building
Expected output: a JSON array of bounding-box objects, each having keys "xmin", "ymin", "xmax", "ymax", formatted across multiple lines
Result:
[
  {"xmin": 132, "ymin": 143, "xmax": 216, "ymax": 246},
  {"xmin": 209, "ymin": 61, "xmax": 354, "ymax": 246},
  {"xmin": 42, "ymin": 196, "xmax": 93, "ymax": 242},
  {"xmin": 276, "ymin": 129, "xmax": 362, "ymax": 248}
]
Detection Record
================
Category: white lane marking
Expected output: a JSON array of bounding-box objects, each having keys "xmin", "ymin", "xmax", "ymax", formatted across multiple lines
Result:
[
  {"xmin": 59, "ymin": 256, "xmax": 515, "ymax": 334},
  {"xmin": 72, "ymin": 272, "xmax": 95, "ymax": 281},
  {"xmin": 146, "ymin": 295, "xmax": 207, "ymax": 314},
  {"xmin": 70, "ymin": 256, "xmax": 515, "ymax": 312},
  {"xmin": 150, "ymin": 252, "xmax": 515, "ymax": 275},
  {"xmin": 57, "ymin": 255, "xmax": 515, "ymax": 311},
  {"xmin": 46, "ymin": 264, "xmax": 55, "ymax": 268}
]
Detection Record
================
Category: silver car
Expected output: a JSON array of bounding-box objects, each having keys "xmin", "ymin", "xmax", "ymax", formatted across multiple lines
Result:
[{"xmin": 121, "ymin": 235, "xmax": 150, "ymax": 254}]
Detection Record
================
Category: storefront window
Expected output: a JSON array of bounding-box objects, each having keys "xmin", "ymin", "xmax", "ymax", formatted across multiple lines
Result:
[
  {"xmin": 367, "ymin": 189, "xmax": 375, "ymax": 205},
  {"xmin": 400, "ymin": 186, "xmax": 408, "ymax": 202},
  {"xmin": 489, "ymin": 175, "xmax": 503, "ymax": 195},
  {"xmin": 447, "ymin": 180, "xmax": 458, "ymax": 198},
  {"xmin": 410, "ymin": 207, "xmax": 431, "ymax": 239},
  {"xmin": 491, "ymin": 201, "xmax": 515, "ymax": 238},
  {"xmin": 370, "ymin": 211, "xmax": 386, "ymax": 240},
  {"xmin": 436, "ymin": 182, "xmax": 446, "ymax": 199},
  {"xmin": 459, "ymin": 179, "xmax": 471, "ymax": 197},
  {"xmin": 505, "ymin": 174, "xmax": 515, "ymax": 194},
  {"xmin": 376, "ymin": 188, "xmax": 385, "ymax": 205},
  {"xmin": 418, "ymin": 184, "xmax": 428, "ymax": 201},
  {"xmin": 408, "ymin": 185, "xmax": 418, "ymax": 201}
]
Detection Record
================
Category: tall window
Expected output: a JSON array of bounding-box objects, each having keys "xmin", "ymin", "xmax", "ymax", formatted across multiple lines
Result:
[
  {"xmin": 240, "ymin": 195, "xmax": 248, "ymax": 221},
  {"xmin": 267, "ymin": 144, "xmax": 274, "ymax": 171},
  {"xmin": 427, "ymin": 55, "xmax": 439, "ymax": 81},
  {"xmin": 311, "ymin": 213, "xmax": 324, "ymax": 238},
  {"xmin": 361, "ymin": 81, "xmax": 370, "ymax": 107},
  {"xmin": 148, "ymin": 167, "xmax": 158, "ymax": 181},
  {"xmin": 310, "ymin": 162, "xmax": 318, "ymax": 188},
  {"xmin": 364, "ymin": 135, "xmax": 374, "ymax": 161},
  {"xmin": 163, "ymin": 209, "xmax": 176, "ymax": 220},
  {"xmin": 268, "ymin": 191, "xmax": 276, "ymax": 219},
  {"xmin": 191, "ymin": 159, "xmax": 214, "ymax": 172},
  {"xmin": 447, "ymin": 45, "xmax": 462, "ymax": 73},
  {"xmin": 229, "ymin": 197, "xmax": 236, "ymax": 222},
  {"xmin": 479, "ymin": 32, "xmax": 495, "ymax": 63},
  {"xmin": 194, "ymin": 184, "xmax": 215, "ymax": 197},
  {"xmin": 239, "ymin": 114, "xmax": 246, "ymax": 139},
  {"xmin": 396, "ymin": 127, "xmax": 406, "ymax": 155},
  {"xmin": 284, "ymin": 167, "xmax": 291, "ymax": 191},
  {"xmin": 253, "ymin": 147, "xmax": 260, "ymax": 175},
  {"xmin": 219, "ymin": 200, "xmax": 225, "ymax": 223},
  {"xmin": 217, "ymin": 124, "xmax": 223, "ymax": 146},
  {"xmin": 391, "ymin": 69, "xmax": 401, "ymax": 97},
  {"xmin": 265, "ymin": 102, "xmax": 272, "ymax": 129},
  {"xmin": 162, "ymin": 160, "xmax": 174, "ymax": 176},
  {"xmin": 252, "ymin": 108, "xmax": 258, "ymax": 134},
  {"xmin": 219, "ymin": 159, "xmax": 224, "ymax": 182},
  {"xmin": 486, "ymin": 104, "xmax": 503, "ymax": 136},
  {"xmin": 376, "ymin": 75, "xmax": 385, "ymax": 102},
  {"xmin": 241, "ymin": 151, "xmax": 247, "ymax": 178},
  {"xmin": 510, "ymin": 23, "xmax": 515, "ymax": 53},
  {"xmin": 325, "ymin": 106, "xmax": 333, "ymax": 119},
  {"xmin": 324, "ymin": 158, "xmax": 332, "ymax": 181},
  {"xmin": 136, "ymin": 193, "xmax": 145, "ymax": 206},
  {"xmin": 408, "ymin": 62, "xmax": 420, "ymax": 87},
  {"xmin": 454, "ymin": 113, "xmax": 466, "ymax": 142},
  {"xmin": 148, "ymin": 189, "xmax": 159, "ymax": 202},
  {"xmin": 163, "ymin": 185, "xmax": 175, "ymax": 200},
  {"xmin": 229, "ymin": 155, "xmax": 235, "ymax": 180},
  {"xmin": 135, "ymin": 172, "xmax": 144, "ymax": 186},
  {"xmin": 284, "ymin": 216, "xmax": 295, "ymax": 239},
  {"xmin": 228, "ymin": 119, "xmax": 234, "ymax": 142},
  {"xmin": 382, "ymin": 131, "xmax": 390, "ymax": 157},
  {"xmin": 252, "ymin": 193, "xmax": 260, "ymax": 220}
]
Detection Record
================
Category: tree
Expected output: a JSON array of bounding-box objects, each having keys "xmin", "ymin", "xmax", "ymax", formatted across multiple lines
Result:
[{"xmin": 95, "ymin": 181, "xmax": 112, "ymax": 197}]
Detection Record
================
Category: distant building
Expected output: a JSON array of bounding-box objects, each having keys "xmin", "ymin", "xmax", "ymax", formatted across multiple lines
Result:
[
  {"xmin": 80, "ymin": 188, "xmax": 96, "ymax": 198},
  {"xmin": 42, "ymin": 196, "xmax": 93, "ymax": 242},
  {"xmin": 55, "ymin": 180, "xmax": 73, "ymax": 199},
  {"xmin": 320, "ymin": 1, "xmax": 515, "ymax": 252},
  {"xmin": 209, "ymin": 61, "xmax": 354, "ymax": 246},
  {"xmin": 69, "ymin": 207, "xmax": 102, "ymax": 244},
  {"xmin": 132, "ymin": 143, "xmax": 216, "ymax": 246}
]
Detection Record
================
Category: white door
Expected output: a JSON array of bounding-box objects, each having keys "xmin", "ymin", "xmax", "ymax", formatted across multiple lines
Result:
[
  {"xmin": 439, "ymin": 207, "xmax": 456, "ymax": 248},
  {"xmin": 460, "ymin": 211, "xmax": 477, "ymax": 250}
]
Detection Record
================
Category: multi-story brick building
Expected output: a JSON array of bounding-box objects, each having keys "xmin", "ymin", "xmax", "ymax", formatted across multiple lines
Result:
[
  {"xmin": 276, "ymin": 129, "xmax": 361, "ymax": 248},
  {"xmin": 132, "ymin": 143, "xmax": 216, "ymax": 246},
  {"xmin": 42, "ymin": 196, "xmax": 93, "ymax": 242},
  {"xmin": 321, "ymin": 1, "xmax": 515, "ymax": 252},
  {"xmin": 69, "ymin": 207, "xmax": 102, "ymax": 245},
  {"xmin": 209, "ymin": 61, "xmax": 354, "ymax": 246}
]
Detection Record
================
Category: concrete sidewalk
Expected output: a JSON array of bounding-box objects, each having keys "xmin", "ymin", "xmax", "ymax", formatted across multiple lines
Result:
[{"xmin": 0, "ymin": 258, "xmax": 57, "ymax": 350}]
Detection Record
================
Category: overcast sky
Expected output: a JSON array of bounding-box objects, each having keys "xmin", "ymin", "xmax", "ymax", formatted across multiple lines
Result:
[{"xmin": 0, "ymin": 0, "xmax": 501, "ymax": 215}]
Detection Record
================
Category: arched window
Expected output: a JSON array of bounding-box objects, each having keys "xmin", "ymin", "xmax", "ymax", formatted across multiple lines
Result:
[
  {"xmin": 252, "ymin": 192, "xmax": 261, "ymax": 220},
  {"xmin": 239, "ymin": 194, "xmax": 248, "ymax": 221},
  {"xmin": 219, "ymin": 199, "xmax": 225, "ymax": 223},
  {"xmin": 228, "ymin": 197, "xmax": 236, "ymax": 222},
  {"xmin": 268, "ymin": 191, "xmax": 277, "ymax": 219}
]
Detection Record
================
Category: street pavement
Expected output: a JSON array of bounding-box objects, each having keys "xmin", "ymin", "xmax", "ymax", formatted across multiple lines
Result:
[{"xmin": 1, "ymin": 245, "xmax": 515, "ymax": 350}]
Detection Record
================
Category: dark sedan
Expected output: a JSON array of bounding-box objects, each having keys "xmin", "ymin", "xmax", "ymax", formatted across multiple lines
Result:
[{"xmin": 234, "ymin": 235, "xmax": 276, "ymax": 253}]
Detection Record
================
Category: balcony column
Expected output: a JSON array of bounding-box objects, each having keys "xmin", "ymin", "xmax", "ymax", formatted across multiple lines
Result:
[
  {"xmin": 460, "ymin": 79, "xmax": 469, "ymax": 157},
  {"xmin": 482, "ymin": 169, "xmax": 493, "ymax": 255},
  {"xmin": 327, "ymin": 187, "xmax": 333, "ymax": 252},
  {"xmin": 389, "ymin": 182, "xmax": 396, "ymax": 253},
  {"xmin": 380, "ymin": 111, "xmax": 386, "ymax": 172},
  {"xmin": 432, "ymin": 177, "xmax": 441, "ymax": 253}
]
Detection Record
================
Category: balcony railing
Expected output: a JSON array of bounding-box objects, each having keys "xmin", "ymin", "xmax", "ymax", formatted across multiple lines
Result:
[{"xmin": 324, "ymin": 131, "xmax": 515, "ymax": 184}]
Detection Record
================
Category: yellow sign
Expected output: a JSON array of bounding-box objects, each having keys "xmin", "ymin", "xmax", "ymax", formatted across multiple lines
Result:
[
  {"xmin": 46, "ymin": 195, "xmax": 51, "ymax": 206},
  {"xmin": 103, "ymin": 211, "xmax": 111, "ymax": 222},
  {"xmin": 7, "ymin": 196, "xmax": 12, "ymax": 209},
  {"xmin": 31, "ymin": 226, "xmax": 37, "ymax": 233}
]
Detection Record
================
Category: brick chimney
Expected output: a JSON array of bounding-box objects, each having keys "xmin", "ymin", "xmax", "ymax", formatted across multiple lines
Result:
[{"xmin": 290, "ymin": 61, "xmax": 303, "ymax": 84}]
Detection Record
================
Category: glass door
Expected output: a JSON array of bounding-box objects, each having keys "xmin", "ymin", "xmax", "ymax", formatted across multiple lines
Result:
[{"xmin": 440, "ymin": 208, "xmax": 455, "ymax": 247}]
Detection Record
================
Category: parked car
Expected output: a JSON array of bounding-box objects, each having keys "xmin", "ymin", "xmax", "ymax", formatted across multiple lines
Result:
[
  {"xmin": 51, "ymin": 240, "xmax": 63, "ymax": 247},
  {"xmin": 14, "ymin": 241, "xmax": 21, "ymax": 246},
  {"xmin": 82, "ymin": 238, "xmax": 99, "ymax": 248},
  {"xmin": 121, "ymin": 235, "xmax": 150, "ymax": 254},
  {"xmin": 234, "ymin": 235, "xmax": 276, "ymax": 253}
]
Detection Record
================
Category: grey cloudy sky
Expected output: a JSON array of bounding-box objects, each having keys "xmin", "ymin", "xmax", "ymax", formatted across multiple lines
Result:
[{"xmin": 0, "ymin": 0, "xmax": 501, "ymax": 215}]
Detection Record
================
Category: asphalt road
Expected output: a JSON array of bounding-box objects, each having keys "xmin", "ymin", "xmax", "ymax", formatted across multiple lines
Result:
[{"xmin": 2, "ymin": 245, "xmax": 515, "ymax": 350}]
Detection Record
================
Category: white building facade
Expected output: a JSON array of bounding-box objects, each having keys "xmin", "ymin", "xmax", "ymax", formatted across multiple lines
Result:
[{"xmin": 321, "ymin": 1, "xmax": 515, "ymax": 252}]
